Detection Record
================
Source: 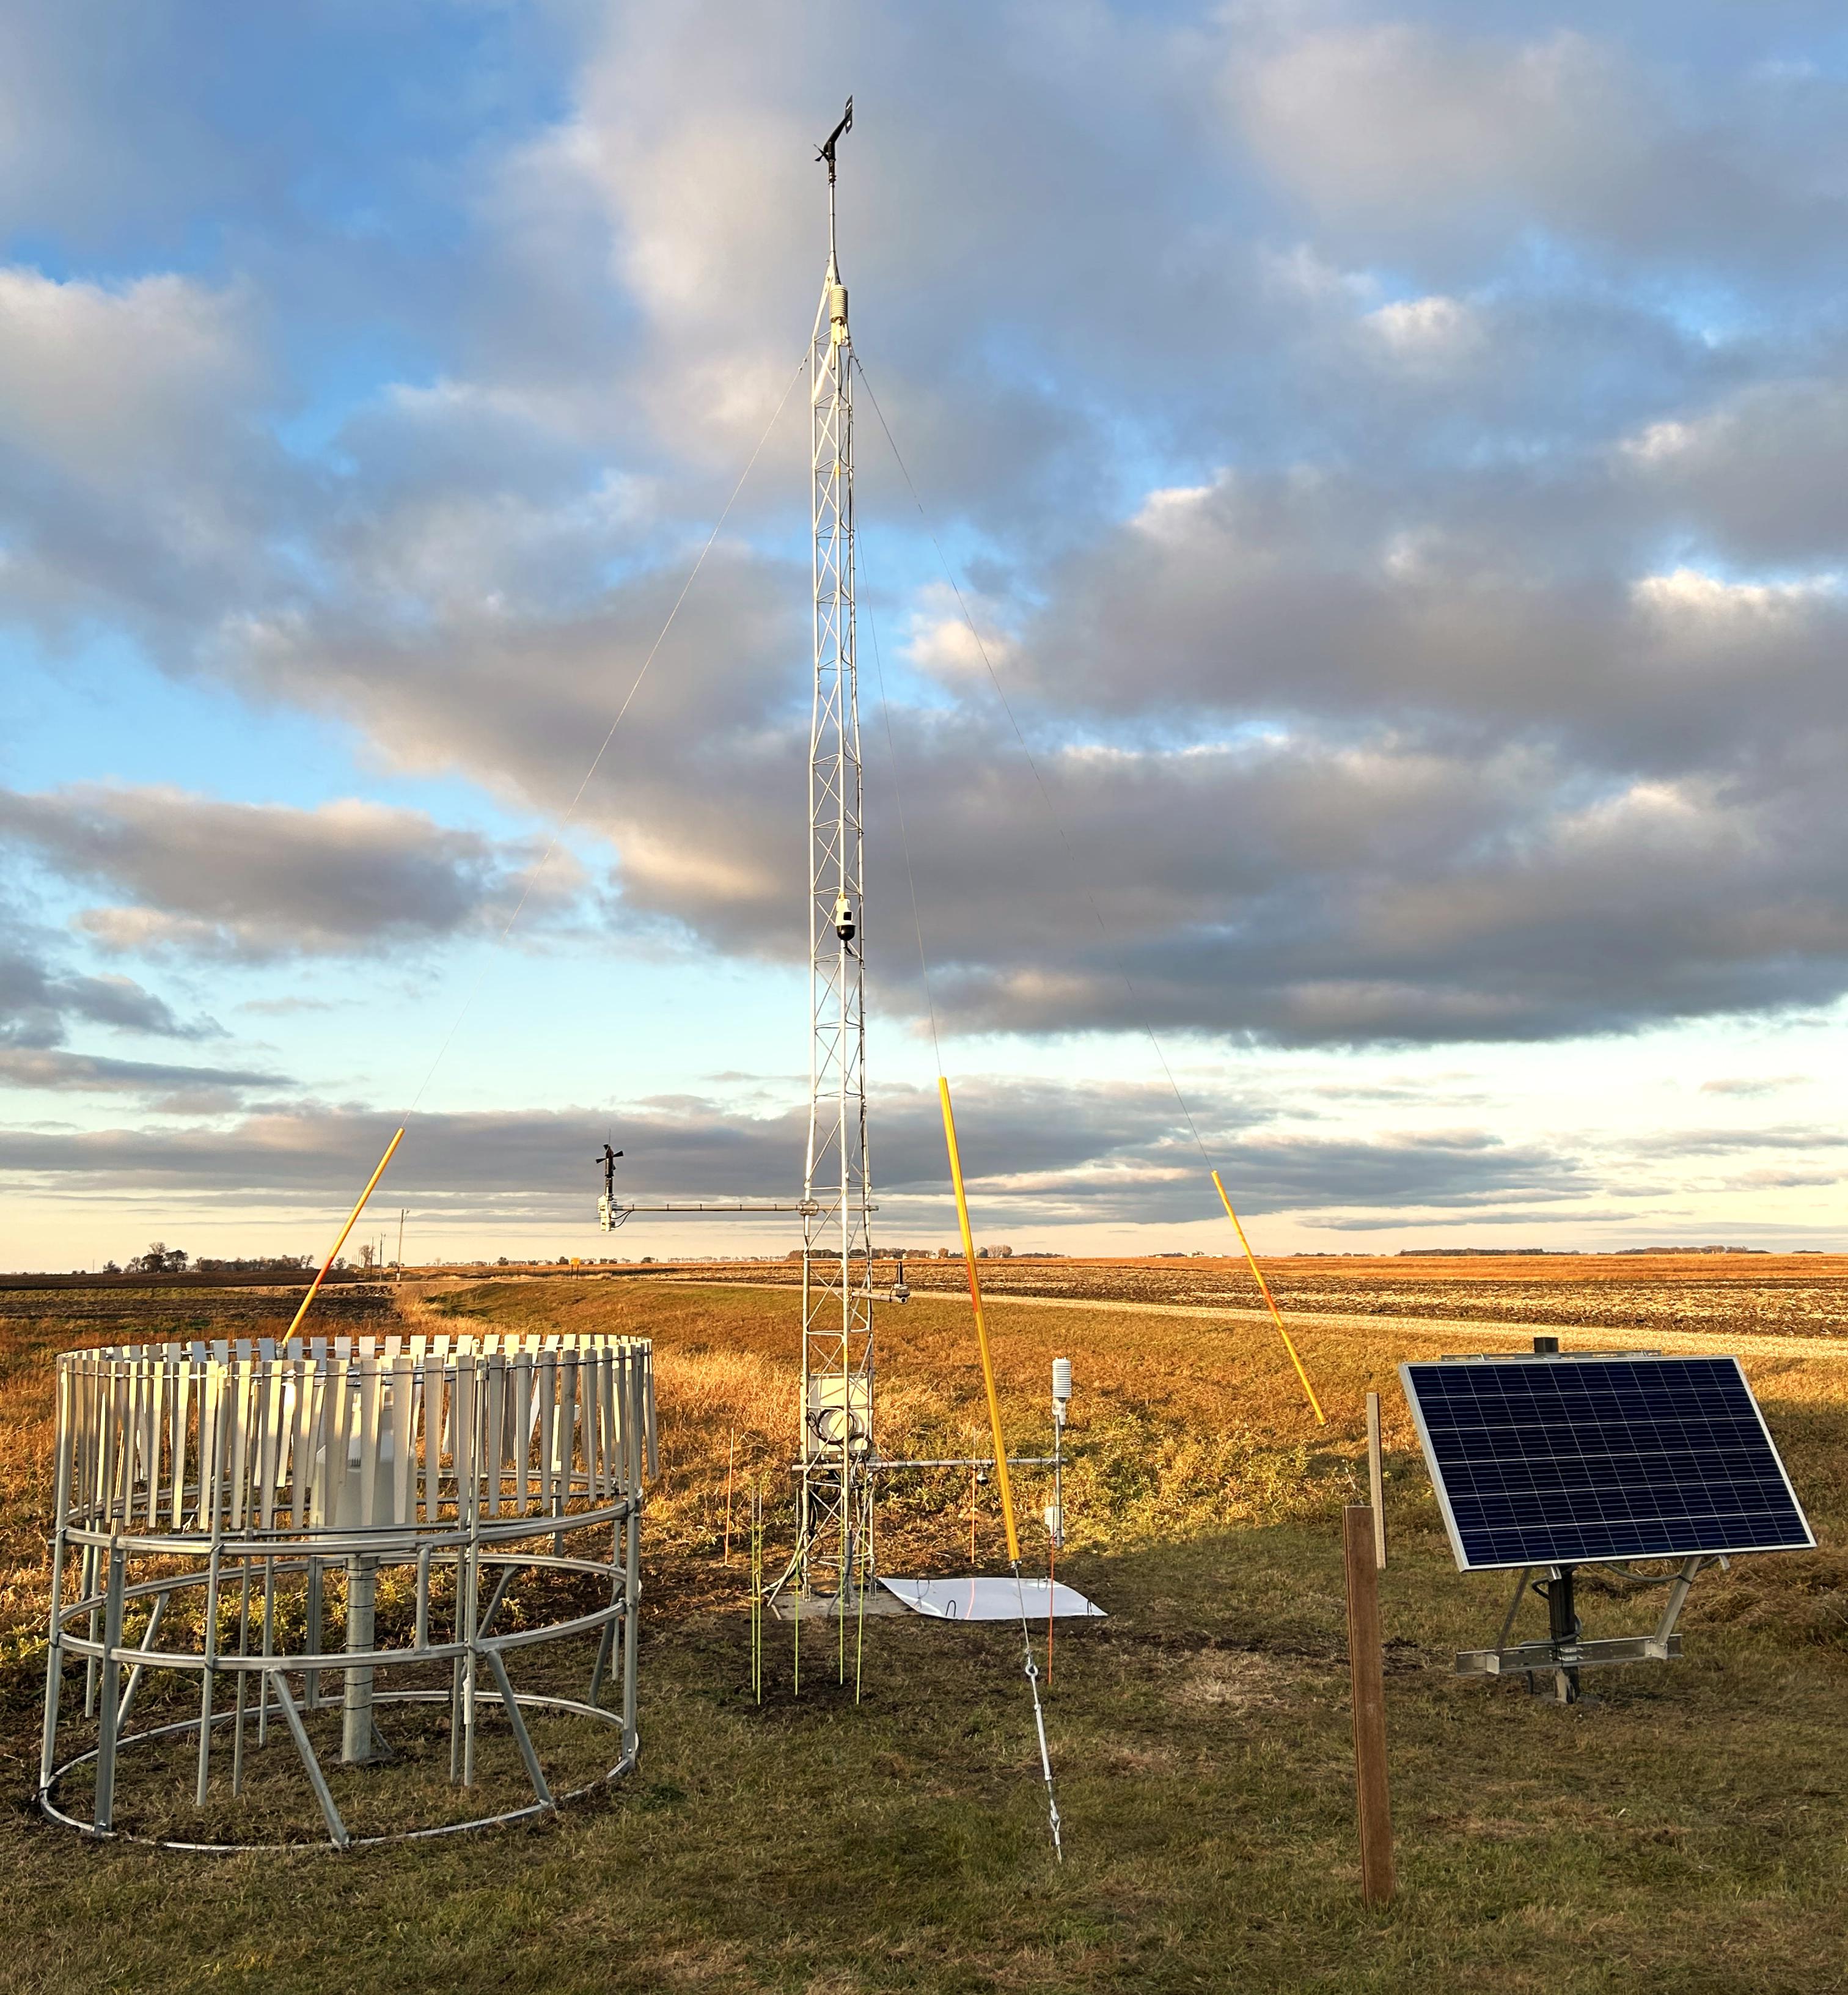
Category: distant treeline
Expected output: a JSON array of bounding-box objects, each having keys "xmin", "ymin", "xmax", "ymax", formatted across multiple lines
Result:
[{"xmin": 98, "ymin": 1243, "xmax": 318, "ymax": 1277}]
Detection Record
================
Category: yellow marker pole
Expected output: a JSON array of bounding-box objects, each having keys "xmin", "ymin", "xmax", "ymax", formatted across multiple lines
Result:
[
  {"xmin": 939, "ymin": 1078, "xmax": 1020, "ymax": 1564},
  {"xmin": 284, "ymin": 1126, "xmax": 405, "ymax": 1343},
  {"xmin": 1212, "ymin": 1169, "xmax": 1326, "ymax": 1426}
]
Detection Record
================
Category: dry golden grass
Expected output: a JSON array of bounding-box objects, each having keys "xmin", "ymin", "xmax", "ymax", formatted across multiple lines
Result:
[{"xmin": 3, "ymin": 1267, "xmax": 1848, "ymax": 1992}]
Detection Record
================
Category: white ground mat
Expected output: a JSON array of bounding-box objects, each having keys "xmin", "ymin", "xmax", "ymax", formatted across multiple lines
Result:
[{"xmin": 879, "ymin": 1576, "xmax": 1106, "ymax": 1621}]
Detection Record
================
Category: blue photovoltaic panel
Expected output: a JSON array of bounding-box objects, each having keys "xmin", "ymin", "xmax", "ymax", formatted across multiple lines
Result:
[{"xmin": 1399, "ymin": 1355, "xmax": 1813, "ymax": 1572}]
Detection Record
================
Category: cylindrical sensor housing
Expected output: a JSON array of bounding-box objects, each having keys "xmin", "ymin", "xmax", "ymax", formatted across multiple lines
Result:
[{"xmin": 1052, "ymin": 1356, "xmax": 1073, "ymax": 1406}]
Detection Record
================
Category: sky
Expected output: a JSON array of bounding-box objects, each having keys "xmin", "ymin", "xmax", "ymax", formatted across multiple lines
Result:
[{"xmin": 6, "ymin": 0, "xmax": 1848, "ymax": 1269}]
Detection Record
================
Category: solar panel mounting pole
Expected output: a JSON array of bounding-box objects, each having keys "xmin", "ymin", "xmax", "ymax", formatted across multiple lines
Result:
[{"xmin": 796, "ymin": 97, "xmax": 875, "ymax": 1605}]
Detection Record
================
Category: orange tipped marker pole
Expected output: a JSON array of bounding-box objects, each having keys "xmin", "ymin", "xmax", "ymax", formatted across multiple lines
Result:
[
  {"xmin": 1212, "ymin": 1170, "xmax": 1326, "ymax": 1425},
  {"xmin": 284, "ymin": 1126, "xmax": 405, "ymax": 1343}
]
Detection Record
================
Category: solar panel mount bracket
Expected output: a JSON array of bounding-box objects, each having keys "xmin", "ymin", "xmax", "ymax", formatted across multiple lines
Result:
[{"xmin": 1456, "ymin": 1554, "xmax": 1706, "ymax": 1702}]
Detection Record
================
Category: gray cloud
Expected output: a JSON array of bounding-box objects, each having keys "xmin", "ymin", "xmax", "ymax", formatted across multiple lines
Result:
[
  {"xmin": 0, "ymin": 1079, "xmax": 1591, "ymax": 1231},
  {"xmin": 0, "ymin": 784, "xmax": 570, "ymax": 961},
  {"xmin": 0, "ymin": 933, "xmax": 199, "ymax": 1050},
  {"xmin": 0, "ymin": 1047, "xmax": 284, "ymax": 1098},
  {"xmin": 0, "ymin": 903, "xmax": 276, "ymax": 1107},
  {"xmin": 1232, "ymin": 21, "xmax": 1848, "ymax": 284}
]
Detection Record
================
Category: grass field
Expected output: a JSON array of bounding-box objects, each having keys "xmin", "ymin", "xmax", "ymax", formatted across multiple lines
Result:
[{"xmin": 2, "ymin": 1258, "xmax": 1846, "ymax": 1992}]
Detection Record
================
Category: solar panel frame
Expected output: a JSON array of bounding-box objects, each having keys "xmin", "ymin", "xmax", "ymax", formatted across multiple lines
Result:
[{"xmin": 1399, "ymin": 1353, "xmax": 1814, "ymax": 1573}]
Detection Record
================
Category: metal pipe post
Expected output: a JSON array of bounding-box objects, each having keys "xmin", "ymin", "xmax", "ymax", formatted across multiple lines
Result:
[
  {"xmin": 342, "ymin": 1556, "xmax": 378, "ymax": 1764},
  {"xmin": 1547, "ymin": 1566, "xmax": 1580, "ymax": 1704}
]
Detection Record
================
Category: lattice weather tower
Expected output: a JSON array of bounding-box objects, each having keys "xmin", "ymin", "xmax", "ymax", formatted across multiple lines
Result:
[{"xmin": 795, "ymin": 98, "xmax": 873, "ymax": 1603}]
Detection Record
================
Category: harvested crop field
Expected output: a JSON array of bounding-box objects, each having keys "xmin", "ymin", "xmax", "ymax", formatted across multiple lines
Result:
[
  {"xmin": 672, "ymin": 1248, "xmax": 1848, "ymax": 1340},
  {"xmin": 2, "ymin": 1259, "xmax": 1846, "ymax": 1993}
]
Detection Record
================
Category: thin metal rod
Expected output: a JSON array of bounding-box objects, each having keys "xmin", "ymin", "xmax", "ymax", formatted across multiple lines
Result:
[
  {"xmin": 873, "ymin": 1454, "xmax": 1060, "ymax": 1471},
  {"xmin": 1211, "ymin": 1171, "xmax": 1326, "ymax": 1423},
  {"xmin": 723, "ymin": 1432, "xmax": 735, "ymax": 1565}
]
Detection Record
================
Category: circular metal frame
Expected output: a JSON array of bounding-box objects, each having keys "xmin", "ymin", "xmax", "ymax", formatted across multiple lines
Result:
[
  {"xmin": 42, "ymin": 1689, "xmax": 635, "ymax": 1852},
  {"xmin": 38, "ymin": 1332, "xmax": 654, "ymax": 1851}
]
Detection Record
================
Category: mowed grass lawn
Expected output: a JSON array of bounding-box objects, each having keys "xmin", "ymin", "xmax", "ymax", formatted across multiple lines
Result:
[{"xmin": 2, "ymin": 1274, "xmax": 1847, "ymax": 1993}]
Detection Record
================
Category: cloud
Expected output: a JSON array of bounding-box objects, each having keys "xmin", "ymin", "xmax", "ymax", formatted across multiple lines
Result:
[
  {"xmin": 1698, "ymin": 1074, "xmax": 1808, "ymax": 1097},
  {"xmin": 0, "ymin": 930, "xmax": 200, "ymax": 1050},
  {"xmin": 0, "ymin": 1075, "xmax": 1593, "ymax": 1230},
  {"xmin": 11, "ymin": 0, "xmax": 1848, "ymax": 1084},
  {"xmin": 0, "ymin": 784, "xmax": 573, "ymax": 960},
  {"xmin": 0, "ymin": 1046, "xmax": 284, "ymax": 1102},
  {"xmin": 1231, "ymin": 21, "xmax": 1848, "ymax": 280}
]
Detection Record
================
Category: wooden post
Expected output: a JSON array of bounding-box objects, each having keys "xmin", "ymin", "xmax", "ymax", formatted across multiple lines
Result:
[
  {"xmin": 1343, "ymin": 1503, "xmax": 1395, "ymax": 1907},
  {"xmin": 1365, "ymin": 1392, "xmax": 1387, "ymax": 1571}
]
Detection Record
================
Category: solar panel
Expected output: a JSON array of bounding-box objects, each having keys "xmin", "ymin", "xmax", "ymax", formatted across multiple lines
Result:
[{"xmin": 1400, "ymin": 1354, "xmax": 1814, "ymax": 1572}]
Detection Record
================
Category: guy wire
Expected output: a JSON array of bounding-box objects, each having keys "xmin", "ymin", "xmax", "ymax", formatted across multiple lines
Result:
[
  {"xmin": 399, "ymin": 348, "xmax": 810, "ymax": 1123},
  {"xmin": 865, "ymin": 513, "xmax": 1066, "ymax": 1858}
]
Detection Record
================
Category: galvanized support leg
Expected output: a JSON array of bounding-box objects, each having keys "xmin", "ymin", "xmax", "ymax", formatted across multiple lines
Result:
[
  {"xmin": 82, "ymin": 1543, "xmax": 100, "ymax": 1719},
  {"xmin": 483, "ymin": 1646, "xmax": 552, "ymax": 1808},
  {"xmin": 232, "ymin": 1555, "xmax": 253, "ymax": 1793},
  {"xmin": 587, "ymin": 1611, "xmax": 617, "ymax": 1709},
  {"xmin": 268, "ymin": 1670, "xmax": 350, "ymax": 1850},
  {"xmin": 115, "ymin": 1592, "xmax": 169, "ymax": 1737},
  {"xmin": 304, "ymin": 1557, "xmax": 323, "ymax": 1710},
  {"xmin": 477, "ymin": 1565, "xmax": 515, "ymax": 1640},
  {"xmin": 449, "ymin": 1650, "xmax": 466, "ymax": 1785},
  {"xmin": 342, "ymin": 1554, "xmax": 378, "ymax": 1766},
  {"xmin": 461, "ymin": 1537, "xmax": 480, "ymax": 1789},
  {"xmin": 40, "ymin": 1581, "xmax": 67, "ymax": 1796},
  {"xmin": 257, "ymin": 1556, "xmax": 275, "ymax": 1748},
  {"xmin": 414, "ymin": 1543, "xmax": 431, "ymax": 1652},
  {"xmin": 196, "ymin": 1542, "xmax": 222, "ymax": 1806},
  {"xmin": 622, "ymin": 1495, "xmax": 641, "ymax": 1762},
  {"xmin": 1653, "ymin": 1556, "xmax": 1704, "ymax": 1649},
  {"xmin": 1497, "ymin": 1568, "xmax": 1531, "ymax": 1650},
  {"xmin": 94, "ymin": 1542, "xmax": 127, "ymax": 1831},
  {"xmin": 1546, "ymin": 1565, "xmax": 1579, "ymax": 1704},
  {"xmin": 39, "ymin": 1390, "xmax": 73, "ymax": 1798}
]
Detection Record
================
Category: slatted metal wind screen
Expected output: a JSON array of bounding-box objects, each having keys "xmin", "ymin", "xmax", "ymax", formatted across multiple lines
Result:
[{"xmin": 1399, "ymin": 1354, "xmax": 1814, "ymax": 1571}]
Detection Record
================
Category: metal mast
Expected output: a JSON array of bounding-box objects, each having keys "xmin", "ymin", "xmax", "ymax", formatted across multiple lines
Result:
[{"xmin": 797, "ymin": 97, "xmax": 874, "ymax": 1601}]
